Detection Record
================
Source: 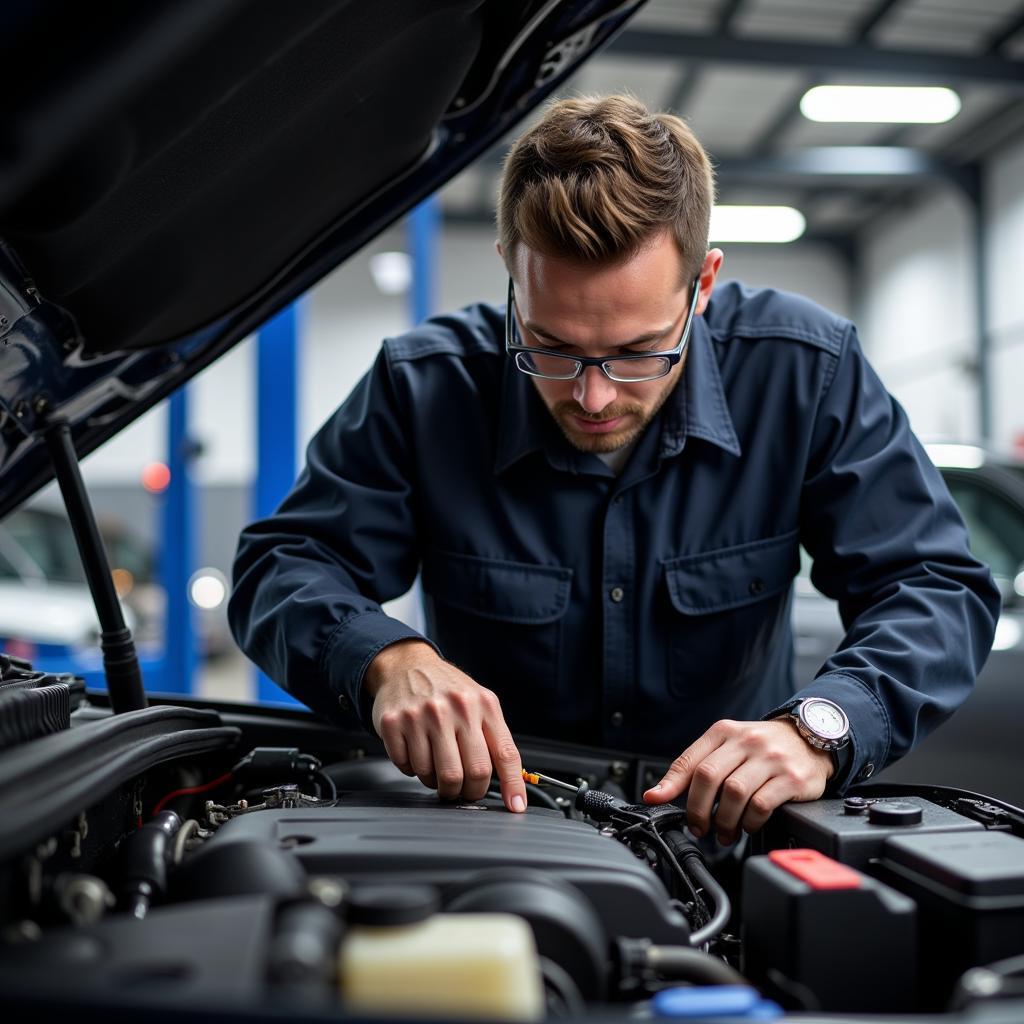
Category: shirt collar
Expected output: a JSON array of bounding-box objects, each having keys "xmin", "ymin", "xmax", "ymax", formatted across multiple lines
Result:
[{"xmin": 494, "ymin": 312, "xmax": 741, "ymax": 475}]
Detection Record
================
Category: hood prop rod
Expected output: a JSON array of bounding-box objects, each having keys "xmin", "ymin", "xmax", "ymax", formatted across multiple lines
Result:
[{"xmin": 44, "ymin": 422, "xmax": 147, "ymax": 714}]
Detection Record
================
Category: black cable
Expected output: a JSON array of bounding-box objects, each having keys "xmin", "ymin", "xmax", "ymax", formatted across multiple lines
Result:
[
  {"xmin": 314, "ymin": 769, "xmax": 337, "ymax": 802},
  {"xmin": 639, "ymin": 827, "xmax": 703, "ymax": 918}
]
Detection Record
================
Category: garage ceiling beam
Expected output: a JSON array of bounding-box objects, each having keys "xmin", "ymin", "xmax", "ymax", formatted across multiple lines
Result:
[
  {"xmin": 610, "ymin": 30, "xmax": 1024, "ymax": 91},
  {"xmin": 719, "ymin": 147, "xmax": 975, "ymax": 191},
  {"xmin": 478, "ymin": 145, "xmax": 969, "ymax": 189}
]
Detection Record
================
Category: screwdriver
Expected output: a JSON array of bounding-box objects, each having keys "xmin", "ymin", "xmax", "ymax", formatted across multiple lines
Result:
[{"xmin": 521, "ymin": 768, "xmax": 581, "ymax": 794}]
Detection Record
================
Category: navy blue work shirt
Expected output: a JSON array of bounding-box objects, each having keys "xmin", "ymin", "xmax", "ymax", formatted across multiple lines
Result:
[{"xmin": 229, "ymin": 281, "xmax": 1000, "ymax": 792}]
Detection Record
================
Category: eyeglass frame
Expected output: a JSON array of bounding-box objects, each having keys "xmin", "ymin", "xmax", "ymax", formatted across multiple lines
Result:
[{"xmin": 504, "ymin": 273, "xmax": 702, "ymax": 383}]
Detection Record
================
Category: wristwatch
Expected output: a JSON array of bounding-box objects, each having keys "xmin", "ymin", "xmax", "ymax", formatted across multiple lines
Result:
[{"xmin": 775, "ymin": 697, "xmax": 850, "ymax": 753}]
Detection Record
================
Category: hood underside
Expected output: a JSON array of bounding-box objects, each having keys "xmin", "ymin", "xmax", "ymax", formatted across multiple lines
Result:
[{"xmin": 0, "ymin": 0, "xmax": 644, "ymax": 517}]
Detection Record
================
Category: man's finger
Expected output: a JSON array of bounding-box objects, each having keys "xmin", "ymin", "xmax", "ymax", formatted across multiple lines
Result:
[
  {"xmin": 405, "ymin": 727, "xmax": 435, "ymax": 786},
  {"xmin": 681, "ymin": 744, "xmax": 747, "ymax": 838},
  {"xmin": 429, "ymin": 726, "xmax": 466, "ymax": 800},
  {"xmin": 710, "ymin": 760, "xmax": 773, "ymax": 843},
  {"xmin": 483, "ymin": 717, "xmax": 526, "ymax": 813},
  {"xmin": 457, "ymin": 725, "xmax": 496, "ymax": 802},
  {"xmin": 644, "ymin": 726, "xmax": 727, "ymax": 804},
  {"xmin": 377, "ymin": 717, "xmax": 412, "ymax": 776},
  {"xmin": 740, "ymin": 776, "xmax": 797, "ymax": 835}
]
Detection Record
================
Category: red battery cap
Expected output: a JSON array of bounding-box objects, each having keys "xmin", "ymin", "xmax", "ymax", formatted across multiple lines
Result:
[{"xmin": 768, "ymin": 849, "xmax": 863, "ymax": 890}]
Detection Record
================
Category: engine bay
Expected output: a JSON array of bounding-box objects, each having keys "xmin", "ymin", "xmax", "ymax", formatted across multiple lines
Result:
[{"xmin": 2, "ymin": 666, "xmax": 1024, "ymax": 1022}]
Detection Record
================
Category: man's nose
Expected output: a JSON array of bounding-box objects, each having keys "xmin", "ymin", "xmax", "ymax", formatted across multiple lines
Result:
[{"xmin": 573, "ymin": 365, "xmax": 618, "ymax": 415}]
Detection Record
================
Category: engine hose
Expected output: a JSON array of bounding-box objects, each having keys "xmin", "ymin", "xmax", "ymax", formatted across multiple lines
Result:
[
  {"xmin": 660, "ymin": 828, "xmax": 732, "ymax": 946},
  {"xmin": 686, "ymin": 859, "xmax": 732, "ymax": 948},
  {"xmin": 120, "ymin": 810, "xmax": 181, "ymax": 919},
  {"xmin": 645, "ymin": 944, "xmax": 749, "ymax": 986}
]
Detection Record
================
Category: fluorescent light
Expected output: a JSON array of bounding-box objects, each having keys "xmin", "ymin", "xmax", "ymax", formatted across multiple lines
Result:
[
  {"xmin": 924, "ymin": 443, "xmax": 985, "ymax": 469},
  {"xmin": 369, "ymin": 251, "xmax": 412, "ymax": 295},
  {"xmin": 709, "ymin": 206, "xmax": 806, "ymax": 243},
  {"xmin": 800, "ymin": 86, "xmax": 961, "ymax": 124},
  {"xmin": 189, "ymin": 568, "xmax": 228, "ymax": 610},
  {"xmin": 992, "ymin": 615, "xmax": 1021, "ymax": 652}
]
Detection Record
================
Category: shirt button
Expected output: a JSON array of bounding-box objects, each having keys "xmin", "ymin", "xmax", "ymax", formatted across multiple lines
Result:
[
  {"xmin": 858, "ymin": 762, "xmax": 875, "ymax": 781},
  {"xmin": 748, "ymin": 578, "xmax": 765, "ymax": 595},
  {"xmin": 337, "ymin": 695, "xmax": 352, "ymax": 712},
  {"xmin": 609, "ymin": 586, "xmax": 625, "ymax": 603},
  {"xmin": 610, "ymin": 711, "xmax": 624, "ymax": 727},
  {"xmin": 613, "ymin": 494, "xmax": 624, "ymax": 505}
]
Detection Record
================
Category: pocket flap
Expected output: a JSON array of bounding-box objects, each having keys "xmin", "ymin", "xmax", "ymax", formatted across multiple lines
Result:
[
  {"xmin": 422, "ymin": 549, "xmax": 572, "ymax": 624},
  {"xmin": 663, "ymin": 531, "xmax": 799, "ymax": 615}
]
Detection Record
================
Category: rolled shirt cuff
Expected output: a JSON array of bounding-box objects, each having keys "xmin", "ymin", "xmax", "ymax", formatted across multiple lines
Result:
[{"xmin": 320, "ymin": 610, "xmax": 442, "ymax": 730}]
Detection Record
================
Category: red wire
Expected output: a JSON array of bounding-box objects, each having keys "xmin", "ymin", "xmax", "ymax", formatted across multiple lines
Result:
[{"xmin": 151, "ymin": 771, "xmax": 234, "ymax": 817}]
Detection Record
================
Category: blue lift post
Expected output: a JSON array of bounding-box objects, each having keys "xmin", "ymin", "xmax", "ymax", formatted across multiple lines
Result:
[
  {"xmin": 159, "ymin": 387, "xmax": 198, "ymax": 693},
  {"xmin": 409, "ymin": 195, "xmax": 440, "ymax": 324},
  {"xmin": 255, "ymin": 301, "xmax": 302, "ymax": 704}
]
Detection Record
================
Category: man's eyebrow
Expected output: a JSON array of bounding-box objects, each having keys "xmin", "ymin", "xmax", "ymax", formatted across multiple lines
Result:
[{"xmin": 523, "ymin": 321, "xmax": 674, "ymax": 347}]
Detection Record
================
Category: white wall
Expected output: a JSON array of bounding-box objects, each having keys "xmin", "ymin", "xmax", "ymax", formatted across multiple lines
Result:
[
  {"xmin": 988, "ymin": 135, "xmax": 1024, "ymax": 451},
  {"xmin": 859, "ymin": 135, "xmax": 1024, "ymax": 449}
]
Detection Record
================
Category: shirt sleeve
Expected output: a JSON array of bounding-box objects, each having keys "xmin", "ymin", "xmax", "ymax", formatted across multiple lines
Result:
[
  {"xmin": 793, "ymin": 325, "xmax": 1001, "ymax": 793},
  {"xmin": 227, "ymin": 346, "xmax": 439, "ymax": 730}
]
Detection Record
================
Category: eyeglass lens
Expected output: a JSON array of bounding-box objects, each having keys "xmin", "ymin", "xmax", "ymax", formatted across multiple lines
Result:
[{"xmin": 514, "ymin": 351, "xmax": 671, "ymax": 381}]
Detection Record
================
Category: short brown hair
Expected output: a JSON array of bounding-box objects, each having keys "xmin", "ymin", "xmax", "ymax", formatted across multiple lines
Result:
[{"xmin": 497, "ymin": 94, "xmax": 715, "ymax": 281}]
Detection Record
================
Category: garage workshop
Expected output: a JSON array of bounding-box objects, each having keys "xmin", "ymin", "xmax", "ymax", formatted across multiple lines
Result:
[{"xmin": 1, "ymin": 2, "xmax": 1023, "ymax": 1021}]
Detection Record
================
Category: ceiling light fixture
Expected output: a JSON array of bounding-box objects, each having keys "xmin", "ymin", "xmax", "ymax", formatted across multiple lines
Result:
[
  {"xmin": 369, "ymin": 251, "xmax": 412, "ymax": 295},
  {"xmin": 800, "ymin": 85, "xmax": 961, "ymax": 124},
  {"xmin": 709, "ymin": 205, "xmax": 806, "ymax": 244}
]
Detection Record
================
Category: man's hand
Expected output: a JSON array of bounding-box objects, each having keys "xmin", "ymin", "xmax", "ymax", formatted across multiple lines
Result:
[
  {"xmin": 643, "ymin": 718, "xmax": 833, "ymax": 844},
  {"xmin": 364, "ymin": 640, "xmax": 528, "ymax": 813}
]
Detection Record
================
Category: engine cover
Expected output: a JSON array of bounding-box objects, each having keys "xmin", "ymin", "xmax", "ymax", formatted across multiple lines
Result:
[{"xmin": 206, "ymin": 790, "xmax": 689, "ymax": 943}]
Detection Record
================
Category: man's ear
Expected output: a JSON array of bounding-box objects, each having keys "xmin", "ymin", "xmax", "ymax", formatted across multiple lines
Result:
[{"xmin": 697, "ymin": 249, "xmax": 724, "ymax": 315}]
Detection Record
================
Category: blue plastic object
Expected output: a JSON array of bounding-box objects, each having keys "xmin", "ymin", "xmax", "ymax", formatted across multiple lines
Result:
[{"xmin": 652, "ymin": 985, "xmax": 783, "ymax": 1019}]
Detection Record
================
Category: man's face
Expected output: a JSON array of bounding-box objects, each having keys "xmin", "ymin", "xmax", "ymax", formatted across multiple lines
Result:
[{"xmin": 507, "ymin": 231, "xmax": 719, "ymax": 454}]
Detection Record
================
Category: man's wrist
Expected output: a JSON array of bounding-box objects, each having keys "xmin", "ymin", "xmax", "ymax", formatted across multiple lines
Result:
[{"xmin": 363, "ymin": 639, "xmax": 439, "ymax": 697}]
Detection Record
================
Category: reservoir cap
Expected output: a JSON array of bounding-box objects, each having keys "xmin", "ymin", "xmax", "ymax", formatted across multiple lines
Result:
[
  {"xmin": 868, "ymin": 801, "xmax": 923, "ymax": 827},
  {"xmin": 346, "ymin": 884, "xmax": 440, "ymax": 926}
]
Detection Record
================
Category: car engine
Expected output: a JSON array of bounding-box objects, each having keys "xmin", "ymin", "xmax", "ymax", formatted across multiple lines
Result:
[{"xmin": 1, "ymin": 656, "xmax": 1023, "ymax": 1022}]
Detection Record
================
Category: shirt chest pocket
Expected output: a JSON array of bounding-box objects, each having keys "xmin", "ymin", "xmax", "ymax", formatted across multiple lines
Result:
[
  {"xmin": 662, "ymin": 531, "xmax": 799, "ymax": 701},
  {"xmin": 421, "ymin": 549, "xmax": 572, "ymax": 704}
]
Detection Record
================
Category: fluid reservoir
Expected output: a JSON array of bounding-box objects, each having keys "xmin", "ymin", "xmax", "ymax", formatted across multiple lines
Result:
[{"xmin": 338, "ymin": 885, "xmax": 545, "ymax": 1021}]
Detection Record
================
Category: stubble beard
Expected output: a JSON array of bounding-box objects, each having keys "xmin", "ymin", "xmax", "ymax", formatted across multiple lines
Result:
[{"xmin": 548, "ymin": 377, "xmax": 679, "ymax": 454}]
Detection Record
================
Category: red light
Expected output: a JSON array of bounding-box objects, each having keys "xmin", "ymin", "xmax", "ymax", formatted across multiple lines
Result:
[{"xmin": 142, "ymin": 462, "xmax": 171, "ymax": 494}]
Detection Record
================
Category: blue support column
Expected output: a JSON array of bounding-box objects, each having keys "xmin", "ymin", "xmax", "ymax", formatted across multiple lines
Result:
[
  {"xmin": 159, "ymin": 388, "xmax": 198, "ymax": 693},
  {"xmin": 408, "ymin": 195, "xmax": 440, "ymax": 323},
  {"xmin": 255, "ymin": 301, "xmax": 302, "ymax": 704}
]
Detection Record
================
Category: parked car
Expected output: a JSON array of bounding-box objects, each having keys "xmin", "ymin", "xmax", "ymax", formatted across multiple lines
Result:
[
  {"xmin": 0, "ymin": 4, "xmax": 1021, "ymax": 1023},
  {"xmin": 792, "ymin": 443, "xmax": 1024, "ymax": 806},
  {"xmin": 0, "ymin": 508, "xmax": 137, "ymax": 666},
  {"xmin": 0, "ymin": 506, "xmax": 233, "ymax": 663}
]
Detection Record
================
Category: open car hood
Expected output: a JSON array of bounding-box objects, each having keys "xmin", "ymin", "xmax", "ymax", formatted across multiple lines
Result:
[{"xmin": 0, "ymin": 0, "xmax": 643, "ymax": 518}]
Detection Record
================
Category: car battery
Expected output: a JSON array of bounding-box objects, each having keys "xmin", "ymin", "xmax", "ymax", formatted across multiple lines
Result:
[
  {"xmin": 756, "ymin": 796, "xmax": 984, "ymax": 871},
  {"xmin": 876, "ymin": 829, "xmax": 1024, "ymax": 1008},
  {"xmin": 742, "ymin": 848, "xmax": 917, "ymax": 1012}
]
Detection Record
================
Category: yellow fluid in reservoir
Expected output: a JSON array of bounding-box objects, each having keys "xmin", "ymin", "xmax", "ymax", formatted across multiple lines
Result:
[{"xmin": 338, "ymin": 912, "xmax": 545, "ymax": 1020}]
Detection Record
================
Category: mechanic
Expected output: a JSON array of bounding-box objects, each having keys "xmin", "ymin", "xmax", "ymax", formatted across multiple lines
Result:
[{"xmin": 229, "ymin": 95, "xmax": 1000, "ymax": 847}]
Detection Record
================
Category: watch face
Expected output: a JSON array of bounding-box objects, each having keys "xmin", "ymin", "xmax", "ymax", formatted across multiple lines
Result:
[{"xmin": 800, "ymin": 699, "xmax": 848, "ymax": 740}]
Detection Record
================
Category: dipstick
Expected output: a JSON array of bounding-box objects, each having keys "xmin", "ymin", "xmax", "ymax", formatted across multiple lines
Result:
[{"xmin": 521, "ymin": 769, "xmax": 580, "ymax": 794}]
